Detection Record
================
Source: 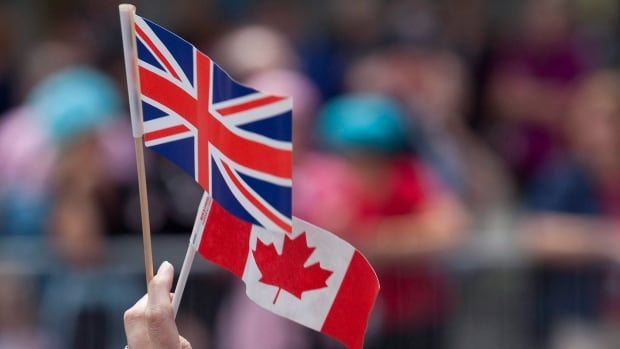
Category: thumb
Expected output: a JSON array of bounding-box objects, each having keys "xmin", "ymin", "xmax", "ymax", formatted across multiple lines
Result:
[{"xmin": 146, "ymin": 261, "xmax": 180, "ymax": 349}]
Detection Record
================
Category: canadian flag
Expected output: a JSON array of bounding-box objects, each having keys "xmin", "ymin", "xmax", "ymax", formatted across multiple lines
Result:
[{"xmin": 190, "ymin": 196, "xmax": 380, "ymax": 349}]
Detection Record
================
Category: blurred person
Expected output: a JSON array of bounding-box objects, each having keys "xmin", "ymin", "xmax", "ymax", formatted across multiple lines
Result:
[
  {"xmin": 26, "ymin": 67, "xmax": 120, "ymax": 143},
  {"xmin": 210, "ymin": 25, "xmax": 299, "ymax": 82},
  {"xmin": 0, "ymin": 264, "xmax": 53, "ymax": 349},
  {"xmin": 296, "ymin": 0, "xmax": 386, "ymax": 99},
  {"xmin": 1, "ymin": 65, "xmax": 145, "ymax": 349},
  {"xmin": 0, "ymin": 106, "xmax": 56, "ymax": 236},
  {"xmin": 0, "ymin": 40, "xmax": 97, "ymax": 236},
  {"xmin": 16, "ymin": 41, "xmax": 88, "ymax": 103},
  {"xmin": 346, "ymin": 48, "xmax": 514, "ymax": 215},
  {"xmin": 485, "ymin": 0, "xmax": 594, "ymax": 187},
  {"xmin": 41, "ymin": 133, "xmax": 142, "ymax": 349},
  {"xmin": 297, "ymin": 95, "xmax": 469, "ymax": 349},
  {"xmin": 522, "ymin": 70, "xmax": 620, "ymax": 348},
  {"xmin": 0, "ymin": 65, "xmax": 120, "ymax": 236}
]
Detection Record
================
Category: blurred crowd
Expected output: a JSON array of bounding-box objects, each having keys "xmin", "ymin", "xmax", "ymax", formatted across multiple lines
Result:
[{"xmin": 0, "ymin": 0, "xmax": 619, "ymax": 348}]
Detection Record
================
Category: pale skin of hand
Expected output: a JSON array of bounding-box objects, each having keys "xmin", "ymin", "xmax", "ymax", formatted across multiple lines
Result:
[{"xmin": 124, "ymin": 261, "xmax": 192, "ymax": 349}]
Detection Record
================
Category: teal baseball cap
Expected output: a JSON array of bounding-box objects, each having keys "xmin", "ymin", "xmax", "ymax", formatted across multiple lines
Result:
[
  {"xmin": 27, "ymin": 67, "xmax": 120, "ymax": 142},
  {"xmin": 317, "ymin": 94, "xmax": 411, "ymax": 154}
]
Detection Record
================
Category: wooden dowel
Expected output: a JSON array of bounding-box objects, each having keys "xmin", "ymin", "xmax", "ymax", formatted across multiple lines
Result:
[
  {"xmin": 134, "ymin": 137, "xmax": 154, "ymax": 284},
  {"xmin": 120, "ymin": 4, "xmax": 154, "ymax": 286}
]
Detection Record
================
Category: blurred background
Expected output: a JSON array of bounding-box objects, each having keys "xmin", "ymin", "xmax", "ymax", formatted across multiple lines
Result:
[{"xmin": 0, "ymin": 0, "xmax": 619, "ymax": 348}]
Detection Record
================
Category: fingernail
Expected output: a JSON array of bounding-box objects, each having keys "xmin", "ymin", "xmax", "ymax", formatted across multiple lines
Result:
[{"xmin": 158, "ymin": 261, "xmax": 171, "ymax": 274}]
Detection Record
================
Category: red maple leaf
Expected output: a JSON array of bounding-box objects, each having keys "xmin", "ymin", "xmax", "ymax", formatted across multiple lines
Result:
[{"xmin": 252, "ymin": 232, "xmax": 333, "ymax": 304}]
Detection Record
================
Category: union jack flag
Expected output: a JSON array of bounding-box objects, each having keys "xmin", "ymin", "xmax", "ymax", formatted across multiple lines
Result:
[{"xmin": 134, "ymin": 15, "xmax": 293, "ymax": 233}]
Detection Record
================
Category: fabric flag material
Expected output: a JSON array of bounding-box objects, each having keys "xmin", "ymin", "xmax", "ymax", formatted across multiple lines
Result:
[
  {"xmin": 133, "ymin": 14, "xmax": 293, "ymax": 233},
  {"xmin": 191, "ymin": 197, "xmax": 380, "ymax": 349}
]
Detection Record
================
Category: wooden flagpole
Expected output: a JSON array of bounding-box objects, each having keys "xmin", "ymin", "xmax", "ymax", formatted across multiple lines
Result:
[
  {"xmin": 172, "ymin": 192, "xmax": 213, "ymax": 317},
  {"xmin": 119, "ymin": 4, "xmax": 154, "ymax": 286}
]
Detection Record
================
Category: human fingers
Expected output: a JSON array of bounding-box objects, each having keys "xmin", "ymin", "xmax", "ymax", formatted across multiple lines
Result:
[
  {"xmin": 146, "ymin": 261, "xmax": 181, "ymax": 349},
  {"xmin": 124, "ymin": 295, "xmax": 150, "ymax": 349}
]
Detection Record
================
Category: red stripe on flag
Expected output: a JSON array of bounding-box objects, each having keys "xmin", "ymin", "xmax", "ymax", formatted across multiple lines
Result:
[
  {"xmin": 207, "ymin": 122, "xmax": 292, "ymax": 179},
  {"xmin": 196, "ymin": 55, "xmax": 212, "ymax": 190},
  {"xmin": 220, "ymin": 161, "xmax": 292, "ymax": 233},
  {"xmin": 197, "ymin": 202, "xmax": 252, "ymax": 277},
  {"xmin": 143, "ymin": 124, "xmax": 190, "ymax": 142},
  {"xmin": 135, "ymin": 24, "xmax": 181, "ymax": 81},
  {"xmin": 139, "ymin": 67, "xmax": 198, "ymax": 127},
  {"xmin": 321, "ymin": 251, "xmax": 380, "ymax": 349},
  {"xmin": 216, "ymin": 95, "xmax": 286, "ymax": 116}
]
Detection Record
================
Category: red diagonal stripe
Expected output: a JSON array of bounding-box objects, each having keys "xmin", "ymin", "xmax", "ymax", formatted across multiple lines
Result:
[
  {"xmin": 216, "ymin": 95, "xmax": 287, "ymax": 116},
  {"xmin": 194, "ymin": 53, "xmax": 292, "ymax": 181},
  {"xmin": 206, "ymin": 118, "xmax": 292, "ymax": 179},
  {"xmin": 144, "ymin": 124, "xmax": 190, "ymax": 142},
  {"xmin": 139, "ymin": 67, "xmax": 198, "ymax": 127},
  {"xmin": 135, "ymin": 24, "xmax": 181, "ymax": 81},
  {"xmin": 220, "ymin": 161, "xmax": 292, "ymax": 233}
]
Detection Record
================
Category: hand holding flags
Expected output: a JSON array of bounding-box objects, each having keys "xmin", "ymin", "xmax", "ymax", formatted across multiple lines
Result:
[{"xmin": 119, "ymin": 4, "xmax": 379, "ymax": 348}]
